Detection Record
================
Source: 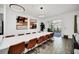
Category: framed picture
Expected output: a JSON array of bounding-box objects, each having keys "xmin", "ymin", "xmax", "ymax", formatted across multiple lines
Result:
[
  {"xmin": 16, "ymin": 16, "xmax": 28, "ymax": 30},
  {"xmin": 30, "ymin": 19, "xmax": 37, "ymax": 29},
  {"xmin": 0, "ymin": 14, "xmax": 3, "ymax": 35}
]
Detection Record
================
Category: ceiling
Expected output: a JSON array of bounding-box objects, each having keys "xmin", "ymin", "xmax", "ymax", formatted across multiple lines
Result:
[{"xmin": 9, "ymin": 4, "xmax": 79, "ymax": 19}]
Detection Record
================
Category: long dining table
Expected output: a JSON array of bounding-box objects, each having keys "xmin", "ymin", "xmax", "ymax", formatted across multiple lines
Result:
[{"xmin": 0, "ymin": 32, "xmax": 53, "ymax": 50}]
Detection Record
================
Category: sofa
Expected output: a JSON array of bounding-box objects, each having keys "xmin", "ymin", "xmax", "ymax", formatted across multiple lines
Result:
[{"xmin": 72, "ymin": 33, "xmax": 79, "ymax": 54}]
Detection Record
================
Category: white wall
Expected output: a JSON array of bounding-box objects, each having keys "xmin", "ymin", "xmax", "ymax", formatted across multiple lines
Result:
[
  {"xmin": 61, "ymin": 14, "xmax": 74, "ymax": 38},
  {"xmin": 43, "ymin": 11, "xmax": 79, "ymax": 38},
  {"xmin": 5, "ymin": 5, "xmax": 41, "ymax": 35},
  {"xmin": 0, "ymin": 6, "xmax": 3, "ymax": 13}
]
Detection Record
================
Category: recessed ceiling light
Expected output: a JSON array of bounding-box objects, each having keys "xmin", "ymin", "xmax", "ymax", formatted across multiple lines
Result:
[{"xmin": 9, "ymin": 4, "xmax": 25, "ymax": 12}]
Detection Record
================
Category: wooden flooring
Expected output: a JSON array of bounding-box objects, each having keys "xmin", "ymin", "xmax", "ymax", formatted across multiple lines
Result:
[
  {"xmin": 26, "ymin": 37, "xmax": 74, "ymax": 54},
  {"xmin": 51, "ymin": 37, "xmax": 74, "ymax": 54}
]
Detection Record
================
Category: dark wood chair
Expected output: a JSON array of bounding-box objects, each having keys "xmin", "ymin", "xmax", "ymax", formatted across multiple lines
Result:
[
  {"xmin": 37, "ymin": 36, "xmax": 46, "ymax": 44},
  {"xmin": 8, "ymin": 42, "xmax": 25, "ymax": 54},
  {"xmin": 25, "ymin": 38, "xmax": 37, "ymax": 49},
  {"xmin": 49, "ymin": 33, "xmax": 54, "ymax": 38},
  {"xmin": 45, "ymin": 35, "xmax": 49, "ymax": 39}
]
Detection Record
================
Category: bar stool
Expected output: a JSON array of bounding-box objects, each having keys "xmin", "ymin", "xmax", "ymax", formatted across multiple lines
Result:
[{"xmin": 8, "ymin": 42, "xmax": 25, "ymax": 54}]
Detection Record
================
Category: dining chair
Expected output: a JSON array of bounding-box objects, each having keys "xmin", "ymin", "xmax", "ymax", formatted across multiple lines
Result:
[{"xmin": 8, "ymin": 42, "xmax": 25, "ymax": 54}]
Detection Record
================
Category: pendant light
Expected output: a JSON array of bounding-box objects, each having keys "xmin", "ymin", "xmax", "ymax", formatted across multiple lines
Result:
[{"xmin": 9, "ymin": 4, "xmax": 25, "ymax": 12}]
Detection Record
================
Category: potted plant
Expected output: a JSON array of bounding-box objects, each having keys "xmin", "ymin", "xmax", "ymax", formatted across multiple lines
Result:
[{"xmin": 40, "ymin": 22, "xmax": 45, "ymax": 31}]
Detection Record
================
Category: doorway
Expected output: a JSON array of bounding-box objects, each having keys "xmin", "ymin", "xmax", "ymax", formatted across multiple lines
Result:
[{"xmin": 53, "ymin": 20, "xmax": 61, "ymax": 37}]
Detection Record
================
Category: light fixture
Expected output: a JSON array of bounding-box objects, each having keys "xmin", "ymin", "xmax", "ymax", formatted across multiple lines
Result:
[
  {"xmin": 40, "ymin": 7, "xmax": 43, "ymax": 10},
  {"xmin": 9, "ymin": 4, "xmax": 25, "ymax": 12}
]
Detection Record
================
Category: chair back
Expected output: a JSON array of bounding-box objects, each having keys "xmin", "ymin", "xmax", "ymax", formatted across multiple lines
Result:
[
  {"xmin": 8, "ymin": 42, "xmax": 25, "ymax": 54},
  {"xmin": 26, "ymin": 38, "xmax": 37, "ymax": 49}
]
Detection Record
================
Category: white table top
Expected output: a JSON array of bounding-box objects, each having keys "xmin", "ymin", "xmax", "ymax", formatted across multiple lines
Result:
[{"xmin": 0, "ymin": 32, "xmax": 52, "ymax": 50}]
